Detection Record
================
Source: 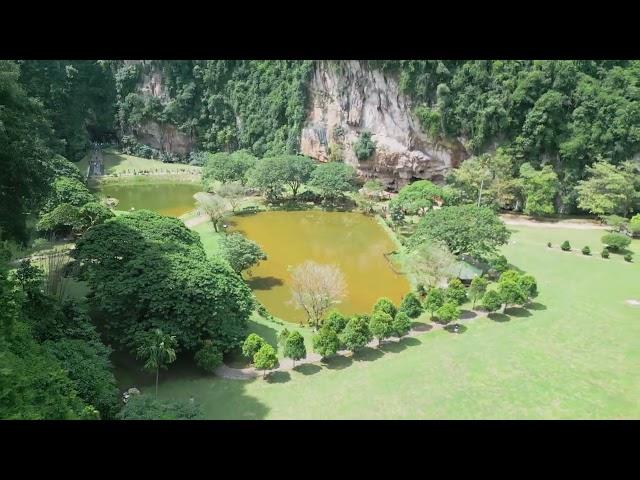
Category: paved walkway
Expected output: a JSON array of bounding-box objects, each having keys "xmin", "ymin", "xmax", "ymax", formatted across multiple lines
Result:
[{"xmin": 215, "ymin": 310, "xmax": 490, "ymax": 380}]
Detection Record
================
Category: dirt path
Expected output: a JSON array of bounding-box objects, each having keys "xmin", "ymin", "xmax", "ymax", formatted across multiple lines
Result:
[
  {"xmin": 500, "ymin": 214, "xmax": 607, "ymax": 230},
  {"xmin": 183, "ymin": 213, "xmax": 209, "ymax": 228},
  {"xmin": 214, "ymin": 310, "xmax": 489, "ymax": 380}
]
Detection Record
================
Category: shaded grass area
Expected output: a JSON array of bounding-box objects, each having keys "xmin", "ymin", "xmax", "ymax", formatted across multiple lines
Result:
[{"xmin": 77, "ymin": 149, "xmax": 201, "ymax": 176}]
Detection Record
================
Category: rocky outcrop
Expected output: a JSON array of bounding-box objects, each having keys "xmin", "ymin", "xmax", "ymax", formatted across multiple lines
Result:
[
  {"xmin": 300, "ymin": 61, "xmax": 468, "ymax": 190},
  {"xmin": 136, "ymin": 120, "xmax": 194, "ymax": 156}
]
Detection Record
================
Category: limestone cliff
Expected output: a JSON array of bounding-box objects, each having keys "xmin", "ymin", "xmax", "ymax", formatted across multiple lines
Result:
[{"xmin": 300, "ymin": 61, "xmax": 468, "ymax": 189}]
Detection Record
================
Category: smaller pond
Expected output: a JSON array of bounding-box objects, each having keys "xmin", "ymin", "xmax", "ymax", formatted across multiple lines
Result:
[{"xmin": 91, "ymin": 181, "xmax": 202, "ymax": 217}]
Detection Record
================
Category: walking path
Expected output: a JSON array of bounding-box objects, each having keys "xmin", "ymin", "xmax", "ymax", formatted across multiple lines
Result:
[
  {"xmin": 500, "ymin": 213, "xmax": 607, "ymax": 230},
  {"xmin": 214, "ymin": 310, "xmax": 490, "ymax": 380}
]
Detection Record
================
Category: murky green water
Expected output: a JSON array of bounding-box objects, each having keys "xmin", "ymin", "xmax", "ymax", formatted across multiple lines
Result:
[
  {"xmin": 229, "ymin": 210, "xmax": 411, "ymax": 323},
  {"xmin": 92, "ymin": 182, "xmax": 201, "ymax": 217}
]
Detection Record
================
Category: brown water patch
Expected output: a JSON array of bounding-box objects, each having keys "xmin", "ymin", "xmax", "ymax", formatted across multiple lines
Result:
[{"xmin": 230, "ymin": 210, "xmax": 411, "ymax": 324}]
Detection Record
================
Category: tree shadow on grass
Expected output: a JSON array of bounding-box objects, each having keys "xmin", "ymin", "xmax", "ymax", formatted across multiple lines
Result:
[
  {"xmin": 527, "ymin": 302, "xmax": 547, "ymax": 311},
  {"xmin": 506, "ymin": 307, "xmax": 532, "ymax": 318},
  {"xmin": 294, "ymin": 363, "xmax": 322, "ymax": 376},
  {"xmin": 444, "ymin": 323, "xmax": 468, "ymax": 334},
  {"xmin": 353, "ymin": 347, "xmax": 384, "ymax": 362},
  {"xmin": 246, "ymin": 276, "xmax": 284, "ymax": 291},
  {"xmin": 488, "ymin": 313, "xmax": 510, "ymax": 323},
  {"xmin": 380, "ymin": 340, "xmax": 407, "ymax": 354},
  {"xmin": 411, "ymin": 322, "xmax": 433, "ymax": 332},
  {"xmin": 211, "ymin": 379, "xmax": 271, "ymax": 420},
  {"xmin": 401, "ymin": 337, "xmax": 422, "ymax": 347},
  {"xmin": 323, "ymin": 355, "xmax": 353, "ymax": 370},
  {"xmin": 247, "ymin": 319, "xmax": 279, "ymax": 348},
  {"xmin": 266, "ymin": 371, "xmax": 291, "ymax": 384},
  {"xmin": 459, "ymin": 310, "xmax": 477, "ymax": 320}
]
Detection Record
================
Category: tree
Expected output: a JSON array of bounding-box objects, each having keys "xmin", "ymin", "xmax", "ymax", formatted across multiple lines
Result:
[
  {"xmin": 424, "ymin": 288, "xmax": 446, "ymax": 319},
  {"xmin": 468, "ymin": 276, "xmax": 489, "ymax": 308},
  {"xmin": 561, "ymin": 240, "xmax": 571, "ymax": 251},
  {"xmin": 43, "ymin": 177, "xmax": 94, "ymax": 212},
  {"xmin": 289, "ymin": 261, "xmax": 347, "ymax": 329},
  {"xmin": 216, "ymin": 181, "xmax": 247, "ymax": 213},
  {"xmin": 277, "ymin": 328, "xmax": 291, "ymax": 349},
  {"xmin": 242, "ymin": 334, "xmax": 266, "ymax": 362},
  {"xmin": 194, "ymin": 341, "xmax": 223, "ymax": 373},
  {"xmin": 445, "ymin": 278, "xmax": 467, "ymax": 306},
  {"xmin": 447, "ymin": 149, "xmax": 519, "ymax": 210},
  {"xmin": 136, "ymin": 328, "xmax": 178, "ymax": 399},
  {"xmin": 283, "ymin": 331, "xmax": 306, "ymax": 367},
  {"xmin": 195, "ymin": 192, "xmax": 230, "ymax": 232},
  {"xmin": 340, "ymin": 315, "xmax": 372, "ymax": 353},
  {"xmin": 497, "ymin": 281, "xmax": 527, "ymax": 312},
  {"xmin": 202, "ymin": 150, "xmax": 257, "ymax": 187},
  {"xmin": 77, "ymin": 202, "xmax": 114, "ymax": 232},
  {"xmin": 44, "ymin": 338, "xmax": 120, "ymax": 419},
  {"xmin": 435, "ymin": 302, "xmax": 460, "ymax": 324},
  {"xmin": 406, "ymin": 241, "xmax": 456, "ymax": 288},
  {"xmin": 481, "ymin": 290, "xmax": 503, "ymax": 313},
  {"xmin": 323, "ymin": 310, "xmax": 348, "ymax": 333},
  {"xmin": 392, "ymin": 311, "xmax": 412, "ymax": 339},
  {"xmin": 399, "ymin": 292, "xmax": 423, "ymax": 319},
  {"xmin": 630, "ymin": 214, "xmax": 640, "ymax": 237},
  {"xmin": 117, "ymin": 395, "xmax": 201, "ymax": 420},
  {"xmin": 308, "ymin": 162, "xmax": 356, "ymax": 201},
  {"xmin": 372, "ymin": 297, "xmax": 397, "ymax": 318},
  {"xmin": 36, "ymin": 203, "xmax": 82, "ymax": 237},
  {"xmin": 409, "ymin": 205, "xmax": 511, "ymax": 259},
  {"xmin": 576, "ymin": 160, "xmax": 639, "ymax": 217},
  {"xmin": 601, "ymin": 232, "xmax": 632, "ymax": 252},
  {"xmin": 519, "ymin": 163, "xmax": 560, "ymax": 216},
  {"xmin": 369, "ymin": 311, "xmax": 394, "ymax": 347},
  {"xmin": 312, "ymin": 326, "xmax": 340, "ymax": 359},
  {"xmin": 254, "ymin": 343, "xmax": 278, "ymax": 378},
  {"xmin": 248, "ymin": 156, "xmax": 287, "ymax": 201},
  {"xmin": 582, "ymin": 246, "xmax": 591, "ymax": 255},
  {"xmin": 391, "ymin": 180, "xmax": 443, "ymax": 216},
  {"xmin": 517, "ymin": 274, "xmax": 538, "ymax": 303},
  {"xmin": 354, "ymin": 131, "xmax": 376, "ymax": 160},
  {"xmin": 72, "ymin": 210, "xmax": 254, "ymax": 354},
  {"xmin": 279, "ymin": 155, "xmax": 316, "ymax": 198},
  {"xmin": 220, "ymin": 232, "xmax": 267, "ymax": 274}
]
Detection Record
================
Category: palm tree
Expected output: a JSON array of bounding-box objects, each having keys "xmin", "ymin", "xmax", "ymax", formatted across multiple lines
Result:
[{"xmin": 136, "ymin": 329, "xmax": 178, "ymax": 399}]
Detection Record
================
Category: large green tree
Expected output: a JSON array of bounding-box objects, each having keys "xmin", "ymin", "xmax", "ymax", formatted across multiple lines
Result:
[
  {"xmin": 308, "ymin": 162, "xmax": 356, "ymax": 201},
  {"xmin": 72, "ymin": 210, "xmax": 254, "ymax": 353},
  {"xmin": 409, "ymin": 205, "xmax": 511, "ymax": 259},
  {"xmin": 219, "ymin": 232, "xmax": 267, "ymax": 274},
  {"xmin": 575, "ymin": 160, "xmax": 639, "ymax": 216}
]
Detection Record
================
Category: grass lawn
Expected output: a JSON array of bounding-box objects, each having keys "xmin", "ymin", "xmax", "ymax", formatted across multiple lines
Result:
[
  {"xmin": 146, "ymin": 223, "xmax": 639, "ymax": 419},
  {"xmin": 77, "ymin": 149, "xmax": 201, "ymax": 177}
]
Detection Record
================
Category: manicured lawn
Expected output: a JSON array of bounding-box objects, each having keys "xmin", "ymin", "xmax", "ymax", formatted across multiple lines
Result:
[
  {"xmin": 77, "ymin": 149, "xmax": 201, "ymax": 176},
  {"xmin": 146, "ymin": 224, "xmax": 640, "ymax": 419}
]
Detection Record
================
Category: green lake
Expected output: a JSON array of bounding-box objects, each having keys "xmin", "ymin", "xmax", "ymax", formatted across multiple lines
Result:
[
  {"xmin": 228, "ymin": 210, "xmax": 411, "ymax": 323},
  {"xmin": 92, "ymin": 182, "xmax": 202, "ymax": 217}
]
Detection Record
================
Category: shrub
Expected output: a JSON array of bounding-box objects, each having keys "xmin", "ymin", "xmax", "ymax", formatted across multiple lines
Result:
[
  {"xmin": 547, "ymin": 242, "xmax": 552, "ymax": 248},
  {"xmin": 601, "ymin": 232, "xmax": 631, "ymax": 252},
  {"xmin": 601, "ymin": 249, "xmax": 610, "ymax": 259},
  {"xmin": 353, "ymin": 131, "xmax": 376, "ymax": 160},
  {"xmin": 624, "ymin": 253, "xmax": 633, "ymax": 262},
  {"xmin": 399, "ymin": 292, "xmax": 423, "ymax": 319},
  {"xmin": 561, "ymin": 240, "xmax": 571, "ymax": 251},
  {"xmin": 582, "ymin": 246, "xmax": 591, "ymax": 255},
  {"xmin": 194, "ymin": 342, "xmax": 223, "ymax": 373},
  {"xmin": 445, "ymin": 278, "xmax": 467, "ymax": 306}
]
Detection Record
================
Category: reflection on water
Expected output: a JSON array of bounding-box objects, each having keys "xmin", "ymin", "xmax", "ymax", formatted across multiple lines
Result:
[
  {"xmin": 92, "ymin": 182, "xmax": 202, "ymax": 217},
  {"xmin": 230, "ymin": 210, "xmax": 411, "ymax": 324}
]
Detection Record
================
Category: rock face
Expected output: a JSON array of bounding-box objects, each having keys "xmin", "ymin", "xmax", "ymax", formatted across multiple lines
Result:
[
  {"xmin": 136, "ymin": 120, "xmax": 194, "ymax": 156},
  {"xmin": 300, "ymin": 61, "xmax": 468, "ymax": 190}
]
